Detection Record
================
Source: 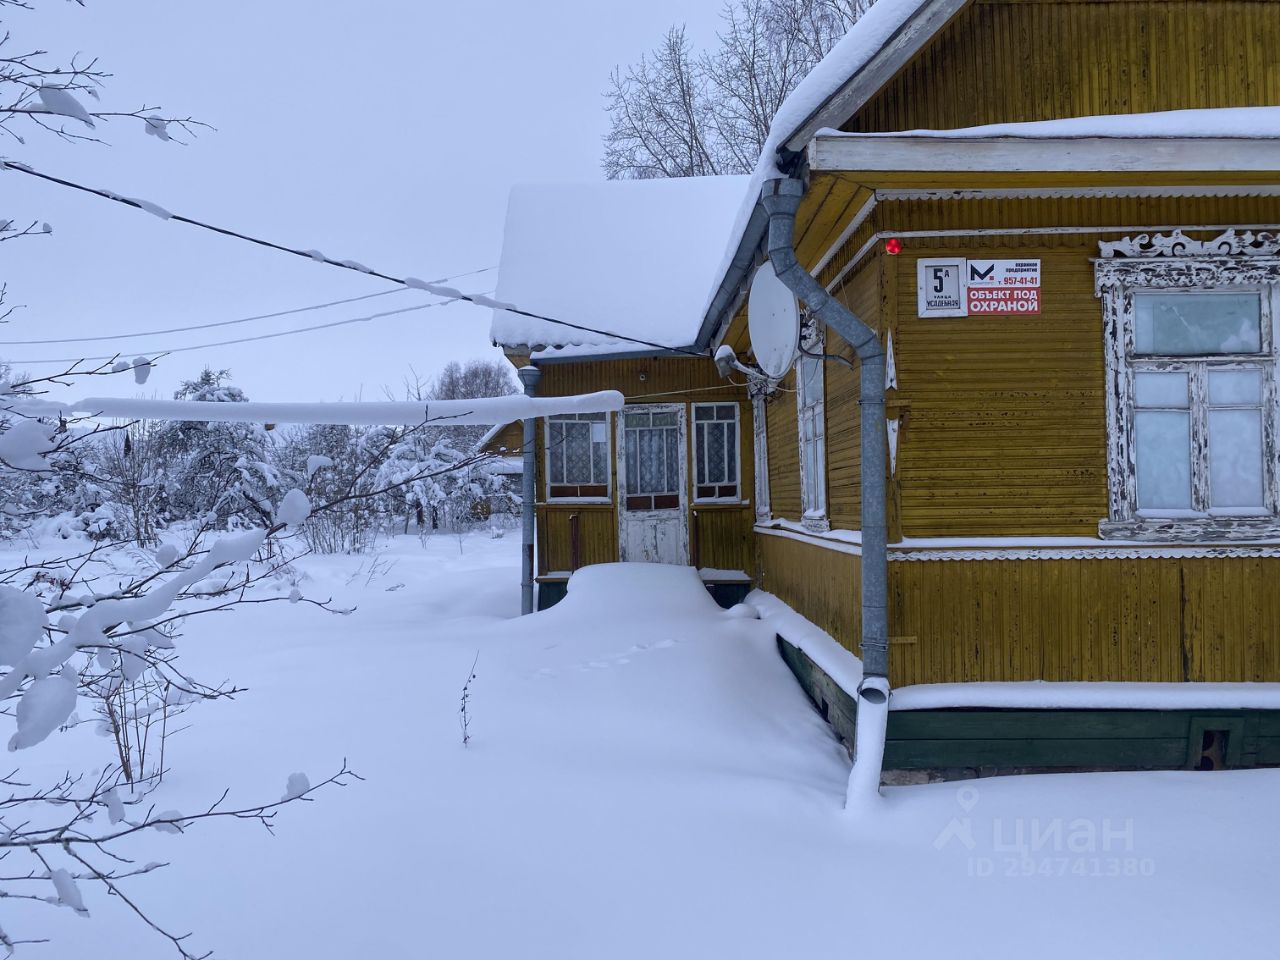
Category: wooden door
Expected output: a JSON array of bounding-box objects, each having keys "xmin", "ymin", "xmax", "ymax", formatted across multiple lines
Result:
[{"xmin": 617, "ymin": 404, "xmax": 688, "ymax": 564}]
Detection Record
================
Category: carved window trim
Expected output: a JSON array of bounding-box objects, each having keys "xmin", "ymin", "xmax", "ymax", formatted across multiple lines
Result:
[
  {"xmin": 796, "ymin": 313, "xmax": 829, "ymax": 533},
  {"xmin": 1095, "ymin": 232, "xmax": 1280, "ymax": 541},
  {"xmin": 749, "ymin": 380, "xmax": 772, "ymax": 523}
]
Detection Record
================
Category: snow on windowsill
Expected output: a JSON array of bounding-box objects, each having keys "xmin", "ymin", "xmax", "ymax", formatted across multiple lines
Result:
[{"xmin": 891, "ymin": 681, "xmax": 1280, "ymax": 712}]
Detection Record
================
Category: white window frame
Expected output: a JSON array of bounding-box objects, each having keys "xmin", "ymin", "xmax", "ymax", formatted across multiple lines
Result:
[
  {"xmin": 1096, "ymin": 232, "xmax": 1280, "ymax": 541},
  {"xmin": 544, "ymin": 412, "xmax": 611, "ymax": 503},
  {"xmin": 750, "ymin": 381, "xmax": 772, "ymax": 523},
  {"xmin": 692, "ymin": 401, "xmax": 742, "ymax": 504},
  {"xmin": 796, "ymin": 313, "xmax": 829, "ymax": 532}
]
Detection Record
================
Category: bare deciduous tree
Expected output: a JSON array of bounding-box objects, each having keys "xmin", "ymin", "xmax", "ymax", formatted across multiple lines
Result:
[{"xmin": 602, "ymin": 0, "xmax": 874, "ymax": 179}]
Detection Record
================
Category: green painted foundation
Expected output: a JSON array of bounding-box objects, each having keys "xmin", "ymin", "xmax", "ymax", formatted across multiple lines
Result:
[{"xmin": 778, "ymin": 636, "xmax": 1280, "ymax": 774}]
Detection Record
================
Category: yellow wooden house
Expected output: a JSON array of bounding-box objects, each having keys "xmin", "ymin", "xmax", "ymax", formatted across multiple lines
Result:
[
  {"xmin": 489, "ymin": 0, "xmax": 1280, "ymax": 774},
  {"xmin": 698, "ymin": 0, "xmax": 1280, "ymax": 772}
]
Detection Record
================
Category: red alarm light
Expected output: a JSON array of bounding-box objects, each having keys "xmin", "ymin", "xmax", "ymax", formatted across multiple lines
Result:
[{"xmin": 885, "ymin": 237, "xmax": 903, "ymax": 255}]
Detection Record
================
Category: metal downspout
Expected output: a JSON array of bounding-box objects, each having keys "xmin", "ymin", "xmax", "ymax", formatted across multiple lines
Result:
[
  {"xmin": 761, "ymin": 176, "xmax": 890, "ymax": 803},
  {"xmin": 518, "ymin": 364, "xmax": 541, "ymax": 615}
]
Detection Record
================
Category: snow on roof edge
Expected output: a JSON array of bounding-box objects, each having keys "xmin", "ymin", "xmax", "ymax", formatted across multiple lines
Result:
[
  {"xmin": 699, "ymin": 0, "xmax": 939, "ymax": 341},
  {"xmin": 814, "ymin": 106, "xmax": 1280, "ymax": 142}
]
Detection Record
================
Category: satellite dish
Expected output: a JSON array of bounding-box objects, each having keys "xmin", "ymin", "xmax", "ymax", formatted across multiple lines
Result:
[{"xmin": 747, "ymin": 261, "xmax": 800, "ymax": 379}]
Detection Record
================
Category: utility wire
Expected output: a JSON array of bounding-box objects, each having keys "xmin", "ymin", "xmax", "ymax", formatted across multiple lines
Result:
[
  {"xmin": 0, "ymin": 265, "xmax": 494, "ymax": 345},
  {"xmin": 3, "ymin": 161, "xmax": 712, "ymax": 360},
  {"xmin": 20, "ymin": 298, "xmax": 461, "ymax": 364}
]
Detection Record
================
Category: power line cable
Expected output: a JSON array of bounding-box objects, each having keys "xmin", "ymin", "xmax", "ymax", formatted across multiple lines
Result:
[
  {"xmin": 2, "ymin": 160, "xmax": 711, "ymax": 359},
  {"xmin": 0, "ymin": 265, "xmax": 494, "ymax": 345},
  {"xmin": 19, "ymin": 298, "xmax": 461, "ymax": 364}
]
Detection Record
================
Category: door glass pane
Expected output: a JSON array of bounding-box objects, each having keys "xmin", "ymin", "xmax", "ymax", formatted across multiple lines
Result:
[
  {"xmin": 1134, "ymin": 293, "xmax": 1262, "ymax": 355},
  {"xmin": 1135, "ymin": 371, "xmax": 1189, "ymax": 408},
  {"xmin": 591, "ymin": 435, "xmax": 607, "ymax": 483},
  {"xmin": 665, "ymin": 428, "xmax": 678, "ymax": 491},
  {"xmin": 1135, "ymin": 410, "xmax": 1192, "ymax": 510},
  {"xmin": 638, "ymin": 429, "xmax": 661, "ymax": 492},
  {"xmin": 625, "ymin": 430, "xmax": 638, "ymax": 493},
  {"xmin": 1208, "ymin": 369, "xmax": 1264, "ymax": 406},
  {"xmin": 1209, "ymin": 409, "xmax": 1265, "ymax": 509}
]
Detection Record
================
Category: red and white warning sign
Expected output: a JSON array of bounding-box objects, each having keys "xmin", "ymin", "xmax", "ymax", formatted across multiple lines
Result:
[{"xmin": 965, "ymin": 259, "xmax": 1041, "ymax": 314}]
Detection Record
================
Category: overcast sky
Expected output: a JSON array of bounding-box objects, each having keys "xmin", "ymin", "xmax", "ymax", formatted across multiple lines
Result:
[{"xmin": 2, "ymin": 0, "xmax": 724, "ymax": 402}]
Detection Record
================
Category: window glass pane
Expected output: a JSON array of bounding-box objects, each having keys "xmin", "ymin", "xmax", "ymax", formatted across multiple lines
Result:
[
  {"xmin": 1134, "ymin": 293, "xmax": 1262, "ymax": 355},
  {"xmin": 651, "ymin": 411, "xmax": 676, "ymax": 427},
  {"xmin": 726, "ymin": 427, "xmax": 737, "ymax": 484},
  {"xmin": 1135, "ymin": 371, "xmax": 1189, "ymax": 408},
  {"xmin": 1135, "ymin": 410, "xmax": 1192, "ymax": 510},
  {"xmin": 591, "ymin": 438, "xmax": 607, "ymax": 484},
  {"xmin": 695, "ymin": 423, "xmax": 706, "ymax": 484},
  {"xmin": 1208, "ymin": 369, "xmax": 1264, "ymax": 406},
  {"xmin": 716, "ymin": 405, "xmax": 735, "ymax": 421},
  {"xmin": 581, "ymin": 412, "xmax": 606, "ymax": 422},
  {"xmin": 625, "ymin": 412, "xmax": 648, "ymax": 429},
  {"xmin": 548, "ymin": 423, "xmax": 565, "ymax": 483},
  {"xmin": 564, "ymin": 423, "xmax": 590, "ymax": 483},
  {"xmin": 694, "ymin": 407, "xmax": 714, "ymax": 422},
  {"xmin": 1209, "ymin": 409, "xmax": 1265, "ymax": 509}
]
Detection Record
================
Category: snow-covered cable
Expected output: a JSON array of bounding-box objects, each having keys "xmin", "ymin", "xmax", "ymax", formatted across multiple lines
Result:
[
  {"xmin": 0, "ymin": 266, "xmax": 493, "ymax": 345},
  {"xmin": 1, "ymin": 160, "xmax": 712, "ymax": 360}
]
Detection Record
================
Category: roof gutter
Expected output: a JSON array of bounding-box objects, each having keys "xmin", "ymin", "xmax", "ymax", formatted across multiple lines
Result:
[{"xmin": 762, "ymin": 175, "xmax": 890, "ymax": 805}]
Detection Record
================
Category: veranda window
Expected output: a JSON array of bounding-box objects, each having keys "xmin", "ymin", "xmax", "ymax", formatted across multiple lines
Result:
[
  {"xmin": 546, "ymin": 412, "xmax": 609, "ymax": 499},
  {"xmin": 693, "ymin": 403, "xmax": 740, "ymax": 501},
  {"xmin": 1096, "ymin": 237, "xmax": 1280, "ymax": 540}
]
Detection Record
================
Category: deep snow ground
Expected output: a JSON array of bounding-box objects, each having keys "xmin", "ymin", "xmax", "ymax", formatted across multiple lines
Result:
[{"xmin": 9, "ymin": 531, "xmax": 1280, "ymax": 959}]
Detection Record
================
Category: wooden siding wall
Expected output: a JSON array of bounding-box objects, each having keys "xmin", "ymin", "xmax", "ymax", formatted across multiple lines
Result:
[
  {"xmin": 538, "ymin": 505, "xmax": 617, "ymax": 574},
  {"xmin": 824, "ymin": 256, "xmax": 882, "ymax": 529},
  {"xmin": 536, "ymin": 356, "xmax": 737, "ymax": 402},
  {"xmin": 758, "ymin": 533, "xmax": 862, "ymax": 651},
  {"xmin": 760, "ymin": 540, "xmax": 1280, "ymax": 686},
  {"xmin": 849, "ymin": 0, "xmax": 1280, "ymax": 134},
  {"xmin": 891, "ymin": 557, "xmax": 1280, "ymax": 686},
  {"xmin": 894, "ymin": 239, "xmax": 1107, "ymax": 536},
  {"xmin": 764, "ymin": 369, "xmax": 802, "ymax": 519},
  {"xmin": 482, "ymin": 420, "xmax": 524, "ymax": 455}
]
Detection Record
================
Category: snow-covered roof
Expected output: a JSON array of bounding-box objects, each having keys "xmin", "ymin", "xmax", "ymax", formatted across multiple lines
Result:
[
  {"xmin": 489, "ymin": 176, "xmax": 749, "ymax": 357},
  {"xmin": 817, "ymin": 105, "xmax": 1280, "ymax": 141},
  {"xmin": 698, "ymin": 0, "xmax": 951, "ymax": 341}
]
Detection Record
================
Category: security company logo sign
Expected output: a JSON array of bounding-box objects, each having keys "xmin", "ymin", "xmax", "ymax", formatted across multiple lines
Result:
[
  {"xmin": 966, "ymin": 259, "xmax": 1041, "ymax": 315},
  {"xmin": 916, "ymin": 258, "xmax": 1042, "ymax": 317}
]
